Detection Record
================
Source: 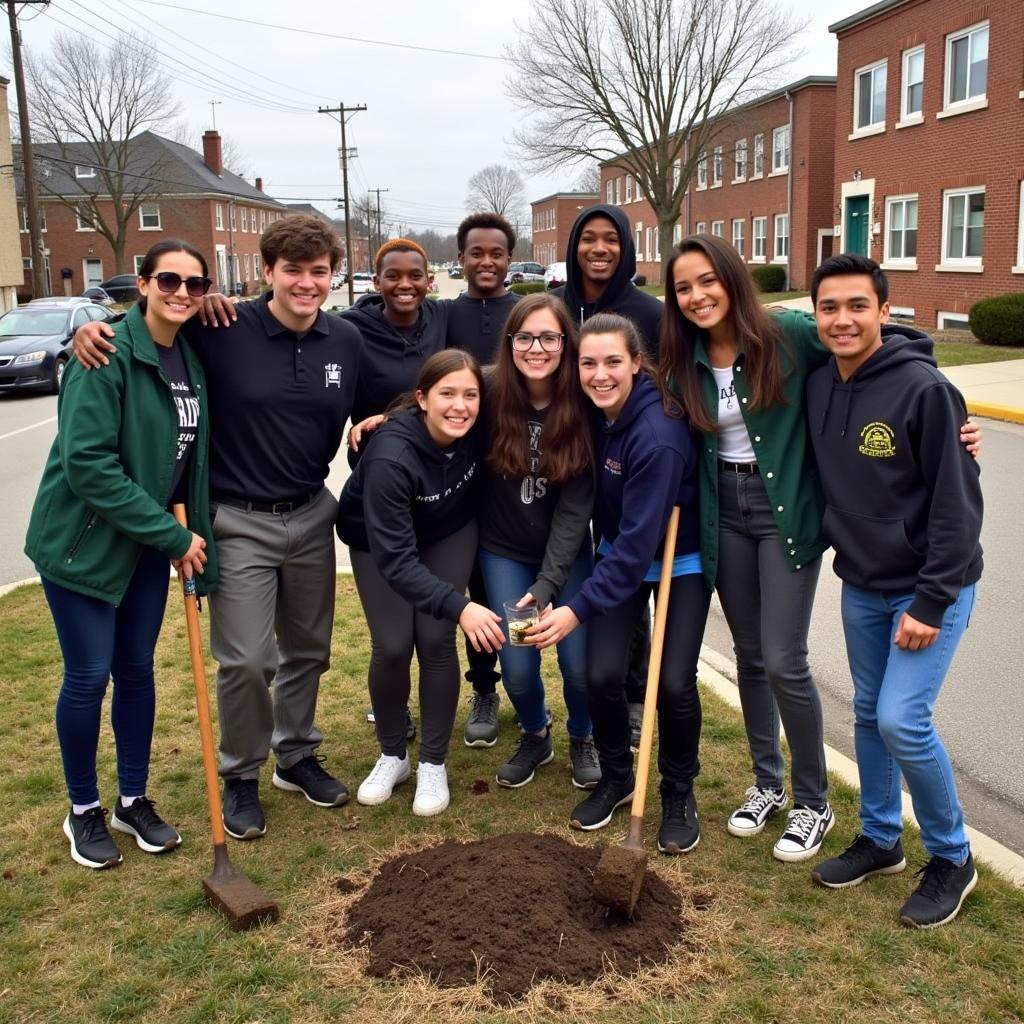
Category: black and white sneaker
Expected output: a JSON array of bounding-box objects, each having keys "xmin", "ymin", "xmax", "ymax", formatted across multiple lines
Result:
[
  {"xmin": 773, "ymin": 803, "xmax": 835, "ymax": 862},
  {"xmin": 464, "ymin": 692, "xmax": 501, "ymax": 747},
  {"xmin": 569, "ymin": 775, "xmax": 634, "ymax": 831},
  {"xmin": 110, "ymin": 797, "xmax": 182, "ymax": 853},
  {"xmin": 657, "ymin": 790, "xmax": 700, "ymax": 854},
  {"xmin": 222, "ymin": 779, "xmax": 266, "ymax": 840},
  {"xmin": 569, "ymin": 736, "xmax": 601, "ymax": 789},
  {"xmin": 727, "ymin": 785, "xmax": 788, "ymax": 837},
  {"xmin": 811, "ymin": 833, "xmax": 906, "ymax": 888},
  {"xmin": 273, "ymin": 755, "xmax": 349, "ymax": 807},
  {"xmin": 899, "ymin": 853, "xmax": 978, "ymax": 929},
  {"xmin": 496, "ymin": 730, "xmax": 554, "ymax": 788},
  {"xmin": 63, "ymin": 807, "xmax": 122, "ymax": 869}
]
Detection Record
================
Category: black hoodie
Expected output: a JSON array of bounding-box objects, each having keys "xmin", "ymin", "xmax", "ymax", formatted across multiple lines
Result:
[
  {"xmin": 335, "ymin": 407, "xmax": 480, "ymax": 622},
  {"xmin": 550, "ymin": 204, "xmax": 664, "ymax": 360},
  {"xmin": 806, "ymin": 326, "xmax": 983, "ymax": 627}
]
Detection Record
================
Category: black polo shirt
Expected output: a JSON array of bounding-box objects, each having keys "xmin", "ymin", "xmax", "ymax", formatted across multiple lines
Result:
[
  {"xmin": 444, "ymin": 291, "xmax": 520, "ymax": 364},
  {"xmin": 184, "ymin": 292, "xmax": 363, "ymax": 504}
]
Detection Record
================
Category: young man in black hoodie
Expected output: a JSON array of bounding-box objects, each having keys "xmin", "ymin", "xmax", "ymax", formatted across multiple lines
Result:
[{"xmin": 805, "ymin": 255, "xmax": 982, "ymax": 929}]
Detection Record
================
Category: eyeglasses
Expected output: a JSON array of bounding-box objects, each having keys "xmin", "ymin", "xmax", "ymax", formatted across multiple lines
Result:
[
  {"xmin": 509, "ymin": 331, "xmax": 564, "ymax": 352},
  {"xmin": 142, "ymin": 272, "xmax": 213, "ymax": 298}
]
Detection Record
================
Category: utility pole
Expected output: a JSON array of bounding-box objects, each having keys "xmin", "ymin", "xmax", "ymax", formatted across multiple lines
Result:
[
  {"xmin": 369, "ymin": 187, "xmax": 389, "ymax": 255},
  {"xmin": 8, "ymin": 1, "xmax": 50, "ymax": 299},
  {"xmin": 209, "ymin": 99, "xmax": 221, "ymax": 130},
  {"xmin": 318, "ymin": 102, "xmax": 365, "ymax": 306}
]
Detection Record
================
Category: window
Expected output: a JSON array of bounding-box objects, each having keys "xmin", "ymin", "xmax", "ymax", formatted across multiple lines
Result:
[
  {"xmin": 772, "ymin": 126, "xmax": 790, "ymax": 172},
  {"xmin": 134, "ymin": 254, "xmax": 146, "ymax": 274},
  {"xmin": 889, "ymin": 306, "xmax": 916, "ymax": 323},
  {"xmin": 22, "ymin": 256, "xmax": 31, "ymax": 271},
  {"xmin": 732, "ymin": 218, "xmax": 745, "ymax": 256},
  {"xmin": 244, "ymin": 254, "xmax": 251, "ymax": 279},
  {"xmin": 605, "ymin": 180, "xmax": 613, "ymax": 204},
  {"xmin": 615, "ymin": 177, "xmax": 622, "ymax": 205},
  {"xmin": 655, "ymin": 227, "xmax": 662, "ymax": 262},
  {"xmin": 711, "ymin": 220, "xmax": 724, "ymax": 237},
  {"xmin": 635, "ymin": 222, "xmax": 642, "ymax": 255},
  {"xmin": 74, "ymin": 165, "xmax": 95, "ymax": 179},
  {"xmin": 937, "ymin": 311, "xmax": 971, "ymax": 331},
  {"xmin": 695, "ymin": 220, "xmax": 707, "ymax": 235},
  {"xmin": 215, "ymin": 204, "xmax": 224, "ymax": 230},
  {"xmin": 75, "ymin": 205, "xmax": 95, "ymax": 231},
  {"xmin": 696, "ymin": 152, "xmax": 707, "ymax": 189},
  {"xmin": 944, "ymin": 22, "xmax": 988, "ymax": 109},
  {"xmin": 254, "ymin": 253, "xmax": 261, "ymax": 278},
  {"xmin": 251, "ymin": 209, "xmax": 257, "ymax": 232},
  {"xmin": 229, "ymin": 204, "xmax": 236, "ymax": 230},
  {"xmin": 884, "ymin": 195, "xmax": 918, "ymax": 264},
  {"xmin": 20, "ymin": 206, "xmax": 47, "ymax": 232},
  {"xmin": 139, "ymin": 203, "xmax": 161, "ymax": 230},
  {"xmin": 752, "ymin": 217, "xmax": 767, "ymax": 260},
  {"xmin": 644, "ymin": 226, "xmax": 653, "ymax": 262},
  {"xmin": 753, "ymin": 134, "xmax": 764, "ymax": 177},
  {"xmin": 774, "ymin": 214, "xmax": 789, "ymax": 261},
  {"xmin": 854, "ymin": 60, "xmax": 887, "ymax": 131},
  {"xmin": 672, "ymin": 160, "xmax": 680, "ymax": 192},
  {"xmin": 673, "ymin": 223, "xmax": 682, "ymax": 245},
  {"xmin": 712, "ymin": 147, "xmax": 723, "ymax": 186},
  {"xmin": 625, "ymin": 174, "xmax": 633, "ymax": 203},
  {"xmin": 240, "ymin": 208, "xmax": 248, "ymax": 232},
  {"xmin": 941, "ymin": 187, "xmax": 984, "ymax": 265},
  {"xmin": 734, "ymin": 139, "xmax": 747, "ymax": 181},
  {"xmin": 260, "ymin": 210, "xmax": 266, "ymax": 231},
  {"xmin": 901, "ymin": 47, "xmax": 925, "ymax": 121},
  {"xmin": 1017, "ymin": 181, "xmax": 1024, "ymax": 272}
]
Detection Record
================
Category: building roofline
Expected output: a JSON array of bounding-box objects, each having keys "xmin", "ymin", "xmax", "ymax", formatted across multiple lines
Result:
[
  {"xmin": 529, "ymin": 190, "xmax": 600, "ymax": 206},
  {"xmin": 828, "ymin": 0, "xmax": 914, "ymax": 34}
]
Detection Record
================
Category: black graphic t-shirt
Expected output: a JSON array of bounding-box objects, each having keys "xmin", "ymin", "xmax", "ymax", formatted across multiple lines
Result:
[{"xmin": 156, "ymin": 339, "xmax": 199, "ymax": 506}]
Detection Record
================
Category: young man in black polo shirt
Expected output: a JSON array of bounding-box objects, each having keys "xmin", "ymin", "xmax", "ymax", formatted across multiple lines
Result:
[{"xmin": 72, "ymin": 216, "xmax": 363, "ymax": 840}]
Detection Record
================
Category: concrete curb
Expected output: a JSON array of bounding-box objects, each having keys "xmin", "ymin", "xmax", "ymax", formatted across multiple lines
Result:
[
  {"xmin": 965, "ymin": 401, "xmax": 1024, "ymax": 425},
  {"xmin": 698, "ymin": 644, "xmax": 1024, "ymax": 887}
]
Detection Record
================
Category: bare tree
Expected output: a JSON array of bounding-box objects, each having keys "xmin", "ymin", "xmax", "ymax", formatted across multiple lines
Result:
[
  {"xmin": 465, "ymin": 163, "xmax": 526, "ymax": 219},
  {"xmin": 25, "ymin": 31, "xmax": 181, "ymax": 275},
  {"xmin": 506, "ymin": 0, "xmax": 804, "ymax": 273},
  {"xmin": 575, "ymin": 162, "xmax": 603, "ymax": 193}
]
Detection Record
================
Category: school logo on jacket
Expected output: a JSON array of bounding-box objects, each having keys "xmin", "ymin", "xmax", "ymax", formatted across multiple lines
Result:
[
  {"xmin": 324, "ymin": 363, "xmax": 342, "ymax": 388},
  {"xmin": 858, "ymin": 421, "xmax": 895, "ymax": 458}
]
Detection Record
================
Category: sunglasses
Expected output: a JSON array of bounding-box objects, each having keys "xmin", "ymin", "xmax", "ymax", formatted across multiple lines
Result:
[
  {"xmin": 509, "ymin": 331, "xmax": 565, "ymax": 352},
  {"xmin": 142, "ymin": 272, "xmax": 213, "ymax": 298}
]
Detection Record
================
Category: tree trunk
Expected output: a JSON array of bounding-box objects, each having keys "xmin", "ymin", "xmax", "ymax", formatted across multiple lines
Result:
[{"xmin": 657, "ymin": 219, "xmax": 677, "ymax": 286}]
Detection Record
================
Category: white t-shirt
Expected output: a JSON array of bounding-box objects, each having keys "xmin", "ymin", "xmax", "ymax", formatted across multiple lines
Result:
[{"xmin": 711, "ymin": 364, "xmax": 755, "ymax": 463}]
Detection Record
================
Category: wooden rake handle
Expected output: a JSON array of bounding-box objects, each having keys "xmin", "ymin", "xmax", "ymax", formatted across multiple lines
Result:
[{"xmin": 627, "ymin": 506, "xmax": 681, "ymax": 844}]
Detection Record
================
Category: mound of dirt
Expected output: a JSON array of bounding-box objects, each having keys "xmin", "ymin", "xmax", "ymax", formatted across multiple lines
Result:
[{"xmin": 343, "ymin": 832, "xmax": 686, "ymax": 1001}]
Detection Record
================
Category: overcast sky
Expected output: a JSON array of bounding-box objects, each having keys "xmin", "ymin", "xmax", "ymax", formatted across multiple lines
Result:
[{"xmin": 11, "ymin": 0, "xmax": 868, "ymax": 234}]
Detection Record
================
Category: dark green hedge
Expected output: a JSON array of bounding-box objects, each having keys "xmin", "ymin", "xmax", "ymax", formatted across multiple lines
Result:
[
  {"xmin": 510, "ymin": 282, "xmax": 546, "ymax": 295},
  {"xmin": 968, "ymin": 294, "xmax": 1024, "ymax": 346},
  {"xmin": 750, "ymin": 264, "xmax": 787, "ymax": 292}
]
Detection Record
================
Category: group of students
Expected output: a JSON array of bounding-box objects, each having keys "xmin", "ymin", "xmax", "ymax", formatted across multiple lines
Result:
[{"xmin": 29, "ymin": 204, "xmax": 984, "ymax": 931}]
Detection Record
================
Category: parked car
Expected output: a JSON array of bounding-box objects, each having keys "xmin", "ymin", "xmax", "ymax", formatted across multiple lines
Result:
[
  {"xmin": 351, "ymin": 272, "xmax": 375, "ymax": 294},
  {"xmin": 504, "ymin": 261, "xmax": 546, "ymax": 286},
  {"xmin": 0, "ymin": 301, "xmax": 113, "ymax": 394},
  {"xmin": 98, "ymin": 274, "xmax": 139, "ymax": 303},
  {"xmin": 331, "ymin": 271, "xmax": 346, "ymax": 290},
  {"xmin": 30, "ymin": 290, "xmax": 115, "ymax": 308},
  {"xmin": 448, "ymin": 265, "xmax": 463, "ymax": 279},
  {"xmin": 81, "ymin": 286, "xmax": 115, "ymax": 306},
  {"xmin": 544, "ymin": 262, "xmax": 568, "ymax": 290}
]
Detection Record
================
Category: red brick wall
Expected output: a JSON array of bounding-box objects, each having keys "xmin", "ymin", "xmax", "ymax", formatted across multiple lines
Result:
[
  {"xmin": 530, "ymin": 193, "xmax": 598, "ymax": 266},
  {"xmin": 833, "ymin": 0, "xmax": 1024, "ymax": 327}
]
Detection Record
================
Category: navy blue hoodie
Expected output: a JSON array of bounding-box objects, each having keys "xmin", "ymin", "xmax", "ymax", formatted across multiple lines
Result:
[
  {"xmin": 806, "ymin": 326, "xmax": 983, "ymax": 627},
  {"xmin": 568, "ymin": 374, "xmax": 700, "ymax": 623},
  {"xmin": 336, "ymin": 407, "xmax": 480, "ymax": 622},
  {"xmin": 550, "ymin": 204, "xmax": 664, "ymax": 360}
]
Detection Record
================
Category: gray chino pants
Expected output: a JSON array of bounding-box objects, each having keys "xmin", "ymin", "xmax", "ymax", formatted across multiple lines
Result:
[{"xmin": 209, "ymin": 487, "xmax": 338, "ymax": 780}]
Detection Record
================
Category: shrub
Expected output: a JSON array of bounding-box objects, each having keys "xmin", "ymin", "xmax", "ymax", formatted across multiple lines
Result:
[
  {"xmin": 633, "ymin": 274, "xmax": 647, "ymax": 287},
  {"xmin": 510, "ymin": 281, "xmax": 546, "ymax": 295},
  {"xmin": 968, "ymin": 294, "xmax": 1024, "ymax": 346},
  {"xmin": 749, "ymin": 264, "xmax": 787, "ymax": 292}
]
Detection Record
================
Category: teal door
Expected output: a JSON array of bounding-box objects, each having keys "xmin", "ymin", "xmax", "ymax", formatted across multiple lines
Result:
[{"xmin": 845, "ymin": 196, "xmax": 870, "ymax": 256}]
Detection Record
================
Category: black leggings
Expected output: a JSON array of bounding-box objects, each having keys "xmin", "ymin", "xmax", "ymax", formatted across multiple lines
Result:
[
  {"xmin": 350, "ymin": 521, "xmax": 477, "ymax": 765},
  {"xmin": 586, "ymin": 573, "xmax": 712, "ymax": 791}
]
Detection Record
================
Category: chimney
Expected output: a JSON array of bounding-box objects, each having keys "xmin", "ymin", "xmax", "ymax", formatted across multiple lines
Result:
[
  {"xmin": 202, "ymin": 130, "xmax": 223, "ymax": 176},
  {"xmin": 255, "ymin": 176, "xmax": 263, "ymax": 192}
]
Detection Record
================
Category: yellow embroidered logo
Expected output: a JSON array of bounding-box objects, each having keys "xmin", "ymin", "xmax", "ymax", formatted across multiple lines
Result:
[{"xmin": 858, "ymin": 421, "xmax": 896, "ymax": 458}]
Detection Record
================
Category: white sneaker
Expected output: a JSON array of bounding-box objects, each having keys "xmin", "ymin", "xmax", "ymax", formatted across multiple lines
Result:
[
  {"xmin": 357, "ymin": 753, "xmax": 411, "ymax": 806},
  {"xmin": 773, "ymin": 804, "xmax": 835, "ymax": 862},
  {"xmin": 412, "ymin": 761, "xmax": 450, "ymax": 817}
]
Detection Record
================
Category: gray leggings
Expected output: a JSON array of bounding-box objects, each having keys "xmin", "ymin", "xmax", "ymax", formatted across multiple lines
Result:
[
  {"xmin": 350, "ymin": 521, "xmax": 477, "ymax": 765},
  {"xmin": 716, "ymin": 469, "xmax": 828, "ymax": 809}
]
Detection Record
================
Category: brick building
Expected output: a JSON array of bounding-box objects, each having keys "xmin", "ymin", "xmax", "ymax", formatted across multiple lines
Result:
[
  {"xmin": 0, "ymin": 79, "xmax": 24, "ymax": 313},
  {"xmin": 529, "ymin": 191, "xmax": 599, "ymax": 267},
  {"xmin": 596, "ymin": 77, "xmax": 837, "ymax": 289},
  {"xmin": 16, "ymin": 130, "xmax": 288, "ymax": 298},
  {"xmin": 830, "ymin": 0, "xmax": 1024, "ymax": 328}
]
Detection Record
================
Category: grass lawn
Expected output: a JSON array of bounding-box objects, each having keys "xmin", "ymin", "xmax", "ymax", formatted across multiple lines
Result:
[
  {"xmin": 2, "ymin": 580, "xmax": 1023, "ymax": 1023},
  {"xmin": 932, "ymin": 341, "xmax": 1023, "ymax": 367}
]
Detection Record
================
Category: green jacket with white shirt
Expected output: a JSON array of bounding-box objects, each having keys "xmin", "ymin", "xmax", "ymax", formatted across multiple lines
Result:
[
  {"xmin": 25, "ymin": 304, "xmax": 218, "ymax": 603},
  {"xmin": 685, "ymin": 308, "xmax": 830, "ymax": 588}
]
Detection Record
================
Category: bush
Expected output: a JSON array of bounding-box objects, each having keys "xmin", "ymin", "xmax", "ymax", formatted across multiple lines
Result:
[
  {"xmin": 510, "ymin": 281, "xmax": 546, "ymax": 295},
  {"xmin": 633, "ymin": 274, "xmax": 647, "ymax": 287},
  {"xmin": 968, "ymin": 294, "xmax": 1024, "ymax": 346},
  {"xmin": 749, "ymin": 264, "xmax": 787, "ymax": 292}
]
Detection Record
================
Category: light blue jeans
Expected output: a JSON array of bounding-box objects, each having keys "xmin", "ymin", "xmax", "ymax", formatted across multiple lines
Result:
[
  {"xmin": 478, "ymin": 546, "xmax": 592, "ymax": 738},
  {"xmin": 841, "ymin": 582, "xmax": 976, "ymax": 863}
]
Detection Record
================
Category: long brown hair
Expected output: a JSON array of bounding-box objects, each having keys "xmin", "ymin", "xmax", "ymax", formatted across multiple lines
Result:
[
  {"xmin": 486, "ymin": 292, "xmax": 592, "ymax": 484},
  {"xmin": 659, "ymin": 234, "xmax": 787, "ymax": 433},
  {"xmin": 386, "ymin": 349, "xmax": 484, "ymax": 416}
]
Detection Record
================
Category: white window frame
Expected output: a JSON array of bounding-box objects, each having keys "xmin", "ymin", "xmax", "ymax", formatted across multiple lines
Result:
[
  {"xmin": 672, "ymin": 223, "xmax": 682, "ymax": 246},
  {"xmin": 1015, "ymin": 180, "xmax": 1024, "ymax": 274},
  {"xmin": 672, "ymin": 160, "xmax": 681, "ymax": 192},
  {"xmin": 254, "ymin": 253, "xmax": 262, "ymax": 278},
  {"xmin": 771, "ymin": 126, "xmax": 790, "ymax": 174},
  {"xmin": 711, "ymin": 220, "xmax": 724, "ymax": 238},
  {"xmin": 615, "ymin": 177, "xmax": 622, "ymax": 205},
  {"xmin": 882, "ymin": 194, "xmax": 918, "ymax": 269},
  {"xmin": 752, "ymin": 134, "xmax": 764, "ymax": 178},
  {"xmin": 74, "ymin": 165, "xmax": 95, "ymax": 179},
  {"xmin": 244, "ymin": 253, "xmax": 251, "ymax": 279},
  {"xmin": 139, "ymin": 203, "xmax": 161, "ymax": 230},
  {"xmin": 133, "ymin": 254, "xmax": 146, "ymax": 274},
  {"xmin": 250, "ymin": 209, "xmax": 257, "ymax": 232},
  {"xmin": 635, "ymin": 222, "xmax": 643, "ymax": 256},
  {"xmin": 898, "ymin": 46, "xmax": 925, "ymax": 127},
  {"xmin": 888, "ymin": 305, "xmax": 916, "ymax": 322},
  {"xmin": 941, "ymin": 21, "xmax": 989, "ymax": 117},
  {"xmin": 655, "ymin": 227, "xmax": 662, "ymax": 262},
  {"xmin": 937, "ymin": 311, "xmax": 971, "ymax": 331},
  {"xmin": 938, "ymin": 186, "xmax": 985, "ymax": 271},
  {"xmin": 751, "ymin": 217, "xmax": 767, "ymax": 262},
  {"xmin": 712, "ymin": 147, "xmax": 723, "ymax": 187},
  {"xmin": 606, "ymin": 180, "xmax": 613, "ymax": 204},
  {"xmin": 733, "ymin": 139, "xmax": 747, "ymax": 182},
  {"xmin": 240, "ymin": 207, "xmax": 248, "ymax": 233},
  {"xmin": 644, "ymin": 226, "xmax": 653, "ymax": 262},
  {"xmin": 75, "ymin": 205, "xmax": 96, "ymax": 231},
  {"xmin": 773, "ymin": 213, "xmax": 789, "ymax": 262},
  {"xmin": 732, "ymin": 218, "xmax": 745, "ymax": 257},
  {"xmin": 696, "ymin": 152, "xmax": 707, "ymax": 190},
  {"xmin": 229, "ymin": 204, "xmax": 236, "ymax": 230},
  {"xmin": 22, "ymin": 256, "xmax": 32, "ymax": 271},
  {"xmin": 695, "ymin": 220, "xmax": 707, "ymax": 235},
  {"xmin": 851, "ymin": 59, "xmax": 887, "ymax": 137},
  {"xmin": 625, "ymin": 174, "xmax": 633, "ymax": 203},
  {"xmin": 260, "ymin": 210, "xmax": 267, "ymax": 231},
  {"xmin": 20, "ymin": 206, "xmax": 47, "ymax": 232},
  {"xmin": 215, "ymin": 203, "xmax": 224, "ymax": 230}
]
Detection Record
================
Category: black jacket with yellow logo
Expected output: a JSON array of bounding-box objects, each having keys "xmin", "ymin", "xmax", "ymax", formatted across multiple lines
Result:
[{"xmin": 806, "ymin": 326, "xmax": 983, "ymax": 627}]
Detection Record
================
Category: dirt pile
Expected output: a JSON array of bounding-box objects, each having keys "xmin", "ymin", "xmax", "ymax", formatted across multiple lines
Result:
[{"xmin": 343, "ymin": 832, "xmax": 686, "ymax": 1001}]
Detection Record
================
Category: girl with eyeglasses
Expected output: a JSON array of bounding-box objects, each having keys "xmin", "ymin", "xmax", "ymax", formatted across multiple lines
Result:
[
  {"xmin": 475, "ymin": 293, "xmax": 599, "ymax": 791},
  {"xmin": 25, "ymin": 239, "xmax": 218, "ymax": 870}
]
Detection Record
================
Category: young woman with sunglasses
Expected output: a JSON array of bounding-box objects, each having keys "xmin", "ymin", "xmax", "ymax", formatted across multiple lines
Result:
[{"xmin": 25, "ymin": 240, "xmax": 219, "ymax": 870}]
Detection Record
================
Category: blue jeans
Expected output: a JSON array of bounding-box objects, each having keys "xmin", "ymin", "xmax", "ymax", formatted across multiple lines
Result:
[
  {"xmin": 478, "ymin": 546, "xmax": 592, "ymax": 738},
  {"xmin": 841, "ymin": 582, "xmax": 976, "ymax": 863},
  {"xmin": 43, "ymin": 547, "xmax": 171, "ymax": 806}
]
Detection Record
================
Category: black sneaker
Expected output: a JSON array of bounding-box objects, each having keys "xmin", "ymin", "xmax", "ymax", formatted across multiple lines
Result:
[
  {"xmin": 658, "ymin": 789, "xmax": 700, "ymax": 854},
  {"xmin": 899, "ymin": 853, "xmax": 978, "ymax": 929},
  {"xmin": 222, "ymin": 779, "xmax": 266, "ymax": 840},
  {"xmin": 110, "ymin": 797, "xmax": 182, "ymax": 853},
  {"xmin": 464, "ymin": 692, "xmax": 501, "ymax": 747},
  {"xmin": 569, "ymin": 736, "xmax": 601, "ymax": 789},
  {"xmin": 569, "ymin": 775, "xmax": 635, "ymax": 831},
  {"xmin": 811, "ymin": 834, "xmax": 906, "ymax": 888},
  {"xmin": 63, "ymin": 807, "xmax": 122, "ymax": 869},
  {"xmin": 627, "ymin": 702, "xmax": 643, "ymax": 752},
  {"xmin": 272, "ymin": 755, "xmax": 349, "ymax": 807},
  {"xmin": 496, "ymin": 729, "xmax": 554, "ymax": 788},
  {"xmin": 773, "ymin": 803, "xmax": 835, "ymax": 862},
  {"xmin": 727, "ymin": 785, "xmax": 788, "ymax": 837}
]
